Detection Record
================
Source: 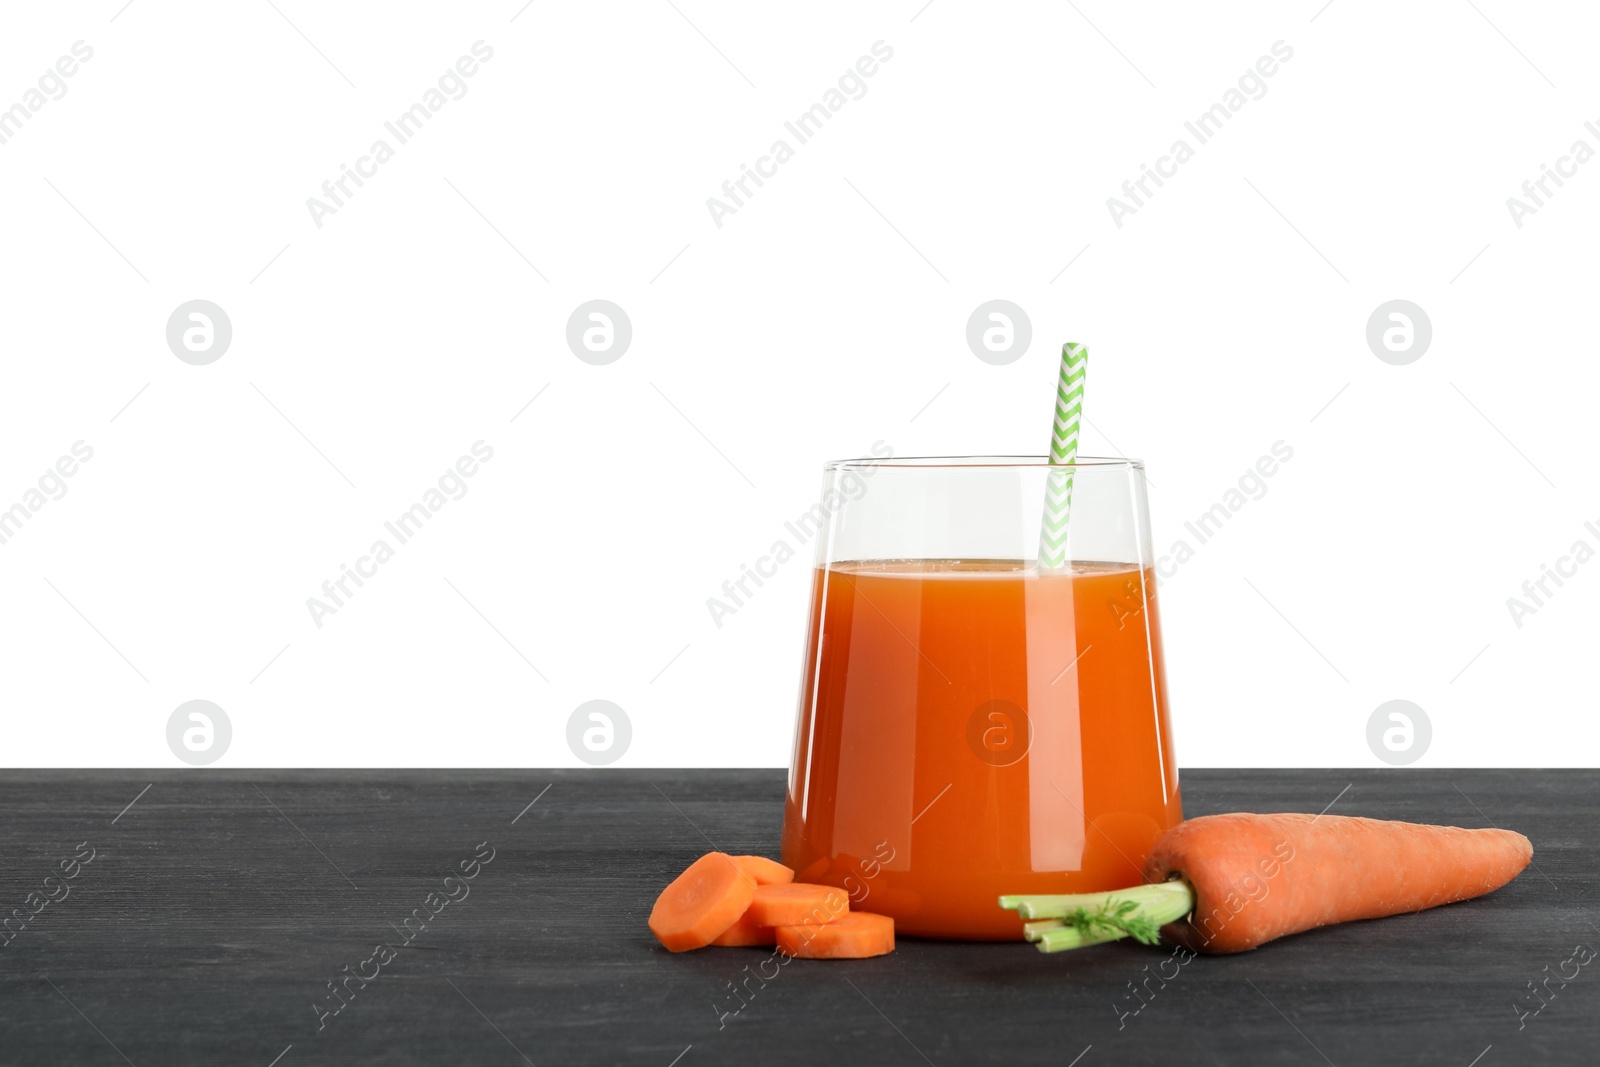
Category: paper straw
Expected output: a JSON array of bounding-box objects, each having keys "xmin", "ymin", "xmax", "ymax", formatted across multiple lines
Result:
[{"xmin": 1038, "ymin": 342, "xmax": 1087, "ymax": 569}]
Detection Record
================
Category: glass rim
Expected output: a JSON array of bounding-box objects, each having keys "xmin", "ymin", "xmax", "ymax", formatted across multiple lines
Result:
[{"xmin": 825, "ymin": 454, "xmax": 1143, "ymax": 471}]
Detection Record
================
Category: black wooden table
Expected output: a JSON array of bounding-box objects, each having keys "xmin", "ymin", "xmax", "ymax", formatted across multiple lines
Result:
[{"xmin": 0, "ymin": 769, "xmax": 1594, "ymax": 1066}]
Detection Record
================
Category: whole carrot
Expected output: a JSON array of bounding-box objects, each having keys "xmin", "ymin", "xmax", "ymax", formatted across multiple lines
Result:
[{"xmin": 1001, "ymin": 814, "xmax": 1533, "ymax": 955}]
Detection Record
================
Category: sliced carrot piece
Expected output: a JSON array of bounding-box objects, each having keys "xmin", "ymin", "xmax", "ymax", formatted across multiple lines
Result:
[
  {"xmin": 710, "ymin": 909, "xmax": 776, "ymax": 947},
  {"xmin": 747, "ymin": 883, "xmax": 848, "ymax": 927},
  {"xmin": 733, "ymin": 855, "xmax": 794, "ymax": 886},
  {"xmin": 777, "ymin": 911, "xmax": 895, "ymax": 959},
  {"xmin": 649, "ymin": 853, "xmax": 756, "ymax": 952}
]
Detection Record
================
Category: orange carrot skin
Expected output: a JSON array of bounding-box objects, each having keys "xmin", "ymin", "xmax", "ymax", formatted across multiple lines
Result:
[
  {"xmin": 1144, "ymin": 813, "xmax": 1533, "ymax": 954},
  {"xmin": 777, "ymin": 912, "xmax": 894, "ymax": 959},
  {"xmin": 733, "ymin": 855, "xmax": 794, "ymax": 886}
]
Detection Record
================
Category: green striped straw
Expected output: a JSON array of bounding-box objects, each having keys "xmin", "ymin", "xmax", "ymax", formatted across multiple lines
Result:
[{"xmin": 1038, "ymin": 342, "xmax": 1087, "ymax": 570}]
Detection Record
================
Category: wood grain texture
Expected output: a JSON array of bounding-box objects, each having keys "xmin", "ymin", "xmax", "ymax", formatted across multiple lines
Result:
[{"xmin": 0, "ymin": 769, "xmax": 1594, "ymax": 1066}]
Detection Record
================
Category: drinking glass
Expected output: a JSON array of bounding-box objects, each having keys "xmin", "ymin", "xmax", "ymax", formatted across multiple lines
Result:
[{"xmin": 780, "ymin": 456, "xmax": 1181, "ymax": 939}]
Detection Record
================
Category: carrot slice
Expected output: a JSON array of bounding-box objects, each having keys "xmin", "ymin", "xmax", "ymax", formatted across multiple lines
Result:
[
  {"xmin": 710, "ymin": 910, "xmax": 776, "ymax": 947},
  {"xmin": 777, "ymin": 911, "xmax": 895, "ymax": 959},
  {"xmin": 733, "ymin": 855, "xmax": 794, "ymax": 886},
  {"xmin": 747, "ymin": 883, "xmax": 849, "ymax": 927},
  {"xmin": 649, "ymin": 853, "xmax": 756, "ymax": 952}
]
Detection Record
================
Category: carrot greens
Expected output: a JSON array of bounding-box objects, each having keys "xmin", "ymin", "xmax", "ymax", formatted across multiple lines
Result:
[{"xmin": 999, "ymin": 881, "xmax": 1195, "ymax": 953}]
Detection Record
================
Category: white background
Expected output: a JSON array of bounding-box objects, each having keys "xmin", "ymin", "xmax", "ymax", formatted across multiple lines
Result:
[{"xmin": 1, "ymin": 1, "xmax": 1594, "ymax": 768}]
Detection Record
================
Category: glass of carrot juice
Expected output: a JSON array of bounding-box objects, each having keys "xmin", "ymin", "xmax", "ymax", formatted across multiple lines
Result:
[{"xmin": 780, "ymin": 456, "xmax": 1181, "ymax": 939}]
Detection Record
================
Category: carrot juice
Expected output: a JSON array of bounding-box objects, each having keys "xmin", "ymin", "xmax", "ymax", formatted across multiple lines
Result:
[{"xmin": 781, "ymin": 559, "xmax": 1182, "ymax": 939}]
